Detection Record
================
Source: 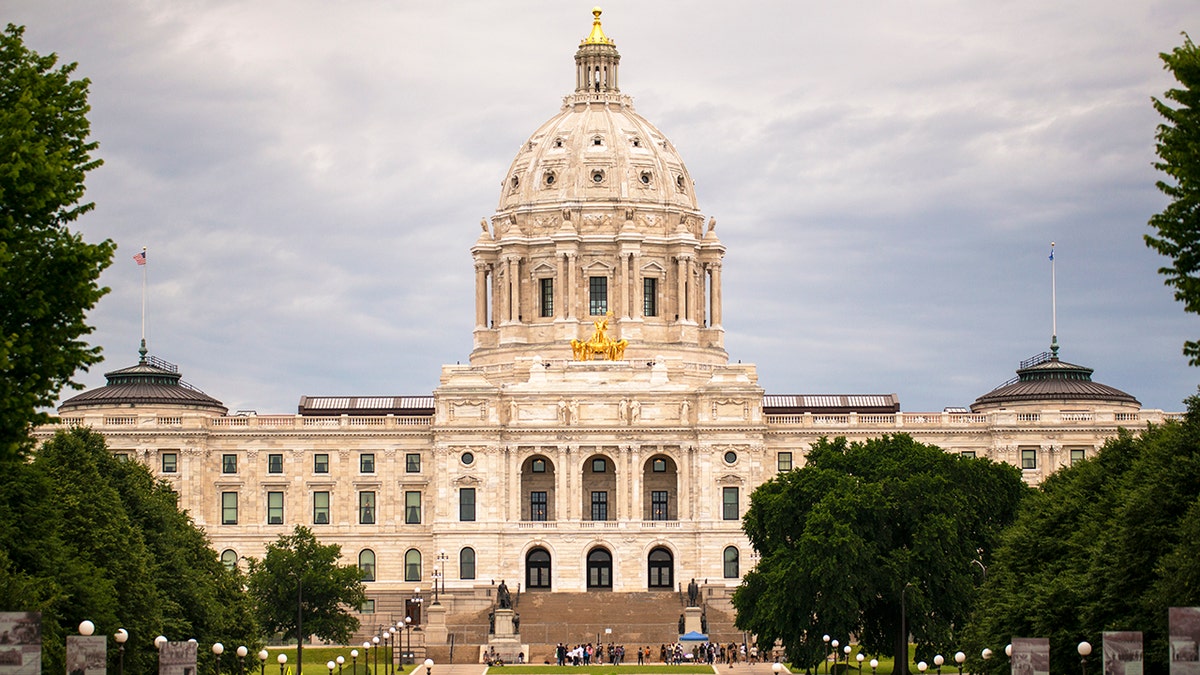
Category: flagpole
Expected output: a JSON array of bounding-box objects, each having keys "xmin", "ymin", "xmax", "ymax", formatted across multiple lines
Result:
[
  {"xmin": 134, "ymin": 246, "xmax": 148, "ymax": 361},
  {"xmin": 1050, "ymin": 241, "xmax": 1057, "ymax": 358}
]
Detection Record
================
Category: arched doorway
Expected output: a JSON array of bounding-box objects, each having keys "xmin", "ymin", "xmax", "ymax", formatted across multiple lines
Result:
[
  {"xmin": 526, "ymin": 547, "xmax": 551, "ymax": 589},
  {"xmin": 648, "ymin": 547, "xmax": 673, "ymax": 589},
  {"xmin": 587, "ymin": 547, "xmax": 613, "ymax": 590}
]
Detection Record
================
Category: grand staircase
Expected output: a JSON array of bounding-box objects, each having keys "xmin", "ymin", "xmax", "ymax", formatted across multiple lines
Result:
[{"xmin": 433, "ymin": 591, "xmax": 743, "ymax": 663}]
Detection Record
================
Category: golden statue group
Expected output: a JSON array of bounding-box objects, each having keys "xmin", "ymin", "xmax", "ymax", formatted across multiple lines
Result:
[{"xmin": 570, "ymin": 314, "xmax": 628, "ymax": 361}]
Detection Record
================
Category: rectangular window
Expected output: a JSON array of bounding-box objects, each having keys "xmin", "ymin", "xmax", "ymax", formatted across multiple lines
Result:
[
  {"xmin": 161, "ymin": 452, "xmax": 178, "ymax": 473},
  {"xmin": 651, "ymin": 490, "xmax": 669, "ymax": 521},
  {"xmin": 960, "ymin": 450, "xmax": 977, "ymax": 459},
  {"xmin": 459, "ymin": 488, "xmax": 476, "ymax": 522},
  {"xmin": 267, "ymin": 491, "xmax": 284, "ymax": 524},
  {"xmin": 1021, "ymin": 448, "xmax": 1038, "ymax": 470},
  {"xmin": 406, "ymin": 453, "xmax": 421, "ymax": 473},
  {"xmin": 540, "ymin": 278, "xmax": 554, "ymax": 317},
  {"xmin": 313, "ymin": 453, "xmax": 329, "ymax": 474},
  {"xmin": 591, "ymin": 491, "xmax": 608, "ymax": 521},
  {"xmin": 777, "ymin": 452, "xmax": 793, "ymax": 472},
  {"xmin": 405, "ymin": 491, "xmax": 422, "ymax": 524},
  {"xmin": 360, "ymin": 453, "xmax": 375, "ymax": 473},
  {"xmin": 1070, "ymin": 448, "xmax": 1086, "ymax": 465},
  {"xmin": 360, "ymin": 599, "xmax": 375, "ymax": 614},
  {"xmin": 723, "ymin": 487, "xmax": 739, "ymax": 521},
  {"xmin": 589, "ymin": 276, "xmax": 608, "ymax": 315},
  {"xmin": 221, "ymin": 492, "xmax": 238, "ymax": 525},
  {"xmin": 643, "ymin": 277, "xmax": 657, "ymax": 317},
  {"xmin": 313, "ymin": 491, "xmax": 330, "ymax": 524},
  {"xmin": 267, "ymin": 453, "xmax": 283, "ymax": 474},
  {"xmin": 222, "ymin": 454, "xmax": 237, "ymax": 474},
  {"xmin": 359, "ymin": 491, "xmax": 376, "ymax": 524},
  {"xmin": 530, "ymin": 491, "xmax": 547, "ymax": 521}
]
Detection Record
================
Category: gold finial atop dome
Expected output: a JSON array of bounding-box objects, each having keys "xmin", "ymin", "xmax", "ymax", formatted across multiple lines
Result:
[{"xmin": 582, "ymin": 7, "xmax": 614, "ymax": 46}]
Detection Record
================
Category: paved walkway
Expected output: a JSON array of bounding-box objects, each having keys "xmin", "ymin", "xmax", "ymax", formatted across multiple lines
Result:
[{"xmin": 461, "ymin": 663, "xmax": 792, "ymax": 675}]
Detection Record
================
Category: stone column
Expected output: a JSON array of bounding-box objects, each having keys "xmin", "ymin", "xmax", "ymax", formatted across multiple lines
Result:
[
  {"xmin": 710, "ymin": 262, "xmax": 722, "ymax": 327},
  {"xmin": 556, "ymin": 254, "xmax": 566, "ymax": 319},
  {"xmin": 632, "ymin": 252, "xmax": 642, "ymax": 317},
  {"xmin": 474, "ymin": 262, "xmax": 489, "ymax": 329},
  {"xmin": 508, "ymin": 257, "xmax": 521, "ymax": 322},
  {"xmin": 619, "ymin": 252, "xmax": 630, "ymax": 319},
  {"xmin": 567, "ymin": 254, "xmax": 578, "ymax": 319},
  {"xmin": 675, "ymin": 256, "xmax": 687, "ymax": 322}
]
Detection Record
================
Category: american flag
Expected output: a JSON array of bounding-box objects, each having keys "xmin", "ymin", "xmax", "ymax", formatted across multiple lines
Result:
[{"xmin": 133, "ymin": 250, "xmax": 147, "ymax": 265}]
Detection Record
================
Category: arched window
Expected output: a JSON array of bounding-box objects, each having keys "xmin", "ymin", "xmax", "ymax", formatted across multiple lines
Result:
[
  {"xmin": 359, "ymin": 550, "xmax": 376, "ymax": 582},
  {"xmin": 405, "ymin": 549, "xmax": 422, "ymax": 582},
  {"xmin": 648, "ymin": 547, "xmax": 673, "ymax": 589},
  {"xmin": 587, "ymin": 548, "xmax": 613, "ymax": 589},
  {"xmin": 460, "ymin": 547, "xmax": 476, "ymax": 580},
  {"xmin": 723, "ymin": 546, "xmax": 740, "ymax": 579},
  {"xmin": 220, "ymin": 549, "xmax": 238, "ymax": 571},
  {"xmin": 526, "ymin": 548, "xmax": 551, "ymax": 589}
]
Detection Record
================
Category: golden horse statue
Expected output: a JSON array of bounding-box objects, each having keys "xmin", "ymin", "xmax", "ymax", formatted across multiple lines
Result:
[{"xmin": 571, "ymin": 315, "xmax": 628, "ymax": 361}]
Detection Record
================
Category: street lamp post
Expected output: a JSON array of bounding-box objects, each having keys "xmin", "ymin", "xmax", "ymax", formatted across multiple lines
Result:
[
  {"xmin": 1078, "ymin": 641, "xmax": 1092, "ymax": 675},
  {"xmin": 934, "ymin": 654, "xmax": 943, "ymax": 675},
  {"xmin": 114, "ymin": 629, "xmax": 129, "ymax": 675},
  {"xmin": 237, "ymin": 646, "xmax": 248, "ymax": 675},
  {"xmin": 436, "ymin": 551, "xmax": 449, "ymax": 605},
  {"xmin": 870, "ymin": 659, "xmax": 879, "ymax": 675},
  {"xmin": 422, "ymin": 658, "xmax": 433, "ymax": 675},
  {"xmin": 214, "ymin": 642, "xmax": 225, "ymax": 675},
  {"xmin": 351, "ymin": 650, "xmax": 359, "ymax": 675},
  {"xmin": 844, "ymin": 645, "xmax": 851, "ymax": 672},
  {"xmin": 823, "ymin": 636, "xmax": 831, "ymax": 675},
  {"xmin": 954, "ymin": 652, "xmax": 965, "ymax": 675},
  {"xmin": 337, "ymin": 655, "xmax": 345, "ymax": 675},
  {"xmin": 856, "ymin": 653, "xmax": 865, "ymax": 672},
  {"xmin": 831, "ymin": 640, "xmax": 839, "ymax": 675},
  {"xmin": 362, "ymin": 643, "xmax": 371, "ymax": 675},
  {"xmin": 373, "ymin": 636, "xmax": 380, "ymax": 675},
  {"xmin": 773, "ymin": 662, "xmax": 783, "ymax": 675},
  {"xmin": 917, "ymin": 662, "xmax": 927, "ymax": 675},
  {"xmin": 981, "ymin": 649, "xmax": 992, "ymax": 663},
  {"xmin": 277, "ymin": 653, "xmax": 288, "ymax": 675},
  {"xmin": 405, "ymin": 617, "xmax": 413, "ymax": 667},
  {"xmin": 327, "ymin": 660, "xmax": 336, "ymax": 675},
  {"xmin": 258, "ymin": 650, "xmax": 268, "ymax": 675}
]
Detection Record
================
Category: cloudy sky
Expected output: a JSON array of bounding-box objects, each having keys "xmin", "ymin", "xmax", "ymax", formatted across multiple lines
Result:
[{"xmin": 11, "ymin": 1, "xmax": 1200, "ymax": 414}]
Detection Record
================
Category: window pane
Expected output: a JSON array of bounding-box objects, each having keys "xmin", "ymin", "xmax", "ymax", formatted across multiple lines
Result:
[
  {"xmin": 360, "ymin": 453, "xmax": 375, "ymax": 473},
  {"xmin": 589, "ymin": 276, "xmax": 608, "ymax": 315},
  {"xmin": 221, "ymin": 492, "xmax": 238, "ymax": 524},
  {"xmin": 777, "ymin": 452, "xmax": 792, "ymax": 472},
  {"xmin": 592, "ymin": 458, "xmax": 606, "ymax": 473},
  {"xmin": 360, "ymin": 599, "xmax": 375, "ymax": 614},
  {"xmin": 1070, "ymin": 448, "xmax": 1086, "ymax": 464},
  {"xmin": 723, "ymin": 487, "xmax": 739, "ymax": 520},
  {"xmin": 591, "ymin": 491, "xmax": 608, "ymax": 521},
  {"xmin": 723, "ymin": 546, "xmax": 740, "ymax": 578},
  {"xmin": 267, "ymin": 453, "xmax": 283, "ymax": 473},
  {"xmin": 405, "ymin": 549, "xmax": 422, "ymax": 582},
  {"xmin": 359, "ymin": 491, "xmax": 376, "ymax": 525},
  {"xmin": 314, "ymin": 453, "xmax": 329, "ymax": 473},
  {"xmin": 162, "ymin": 452, "xmax": 178, "ymax": 473},
  {"xmin": 652, "ymin": 458, "xmax": 666, "ymax": 472},
  {"xmin": 1021, "ymin": 448, "xmax": 1037, "ymax": 469},
  {"xmin": 460, "ymin": 488, "xmax": 476, "ymax": 522},
  {"xmin": 540, "ymin": 278, "xmax": 554, "ymax": 317},
  {"xmin": 222, "ymin": 454, "xmax": 237, "ymax": 474},
  {"xmin": 530, "ymin": 491, "xmax": 547, "ymax": 522},
  {"xmin": 406, "ymin": 453, "xmax": 421, "ymax": 473},
  {"xmin": 359, "ymin": 550, "xmax": 376, "ymax": 582},
  {"xmin": 651, "ymin": 490, "xmax": 668, "ymax": 521},
  {"xmin": 313, "ymin": 491, "xmax": 330, "ymax": 524},
  {"xmin": 460, "ymin": 548, "xmax": 476, "ymax": 580},
  {"xmin": 960, "ymin": 450, "xmax": 977, "ymax": 459},
  {"xmin": 406, "ymin": 491, "xmax": 421, "ymax": 524},
  {"xmin": 267, "ymin": 491, "xmax": 284, "ymax": 524},
  {"xmin": 221, "ymin": 549, "xmax": 238, "ymax": 571},
  {"xmin": 643, "ymin": 277, "xmax": 657, "ymax": 317}
]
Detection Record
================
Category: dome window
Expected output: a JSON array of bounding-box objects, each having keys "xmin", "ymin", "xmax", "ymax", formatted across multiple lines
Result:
[
  {"xmin": 592, "ymin": 169, "xmax": 605, "ymax": 183},
  {"xmin": 592, "ymin": 135, "xmax": 603, "ymax": 147},
  {"xmin": 554, "ymin": 138, "xmax": 565, "ymax": 148},
  {"xmin": 675, "ymin": 174, "xmax": 686, "ymax": 191},
  {"xmin": 544, "ymin": 171, "xmax": 556, "ymax": 186},
  {"xmin": 631, "ymin": 137, "xmax": 642, "ymax": 148},
  {"xmin": 510, "ymin": 175, "xmax": 520, "ymax": 190},
  {"xmin": 640, "ymin": 171, "xmax": 652, "ymax": 185}
]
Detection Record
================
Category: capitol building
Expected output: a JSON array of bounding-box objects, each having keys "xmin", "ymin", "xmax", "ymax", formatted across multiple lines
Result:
[{"xmin": 39, "ymin": 8, "xmax": 1175, "ymax": 657}]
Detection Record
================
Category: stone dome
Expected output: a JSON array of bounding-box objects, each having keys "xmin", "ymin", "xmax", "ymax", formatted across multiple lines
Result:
[{"xmin": 495, "ymin": 8, "xmax": 700, "ymax": 217}]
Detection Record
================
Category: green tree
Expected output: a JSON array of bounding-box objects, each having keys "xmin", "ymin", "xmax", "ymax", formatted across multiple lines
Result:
[
  {"xmin": 733, "ymin": 434, "xmax": 1027, "ymax": 673},
  {"xmin": 246, "ymin": 527, "xmax": 367, "ymax": 667},
  {"xmin": 1147, "ymin": 34, "xmax": 1200, "ymax": 365},
  {"xmin": 965, "ymin": 395, "xmax": 1200, "ymax": 675},
  {"xmin": 0, "ymin": 428, "xmax": 257, "ymax": 675},
  {"xmin": 0, "ymin": 24, "xmax": 115, "ymax": 462}
]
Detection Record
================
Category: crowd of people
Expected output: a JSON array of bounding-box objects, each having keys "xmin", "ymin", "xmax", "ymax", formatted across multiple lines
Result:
[{"xmin": 550, "ymin": 641, "xmax": 763, "ymax": 666}]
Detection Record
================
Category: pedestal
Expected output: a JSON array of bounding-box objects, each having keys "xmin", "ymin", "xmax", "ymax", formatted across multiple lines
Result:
[
  {"xmin": 424, "ymin": 603, "xmax": 447, "ymax": 644},
  {"xmin": 485, "ymin": 608, "xmax": 526, "ymax": 664},
  {"xmin": 683, "ymin": 606, "xmax": 703, "ymax": 635}
]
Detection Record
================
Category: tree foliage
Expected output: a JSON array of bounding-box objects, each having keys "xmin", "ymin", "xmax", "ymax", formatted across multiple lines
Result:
[
  {"xmin": 0, "ymin": 428, "xmax": 257, "ymax": 675},
  {"xmin": 965, "ymin": 394, "xmax": 1200, "ymax": 675},
  {"xmin": 733, "ymin": 435, "xmax": 1027, "ymax": 673},
  {"xmin": 0, "ymin": 25, "xmax": 116, "ymax": 462},
  {"xmin": 246, "ymin": 526, "xmax": 367, "ymax": 665},
  {"xmin": 1147, "ymin": 34, "xmax": 1200, "ymax": 365}
]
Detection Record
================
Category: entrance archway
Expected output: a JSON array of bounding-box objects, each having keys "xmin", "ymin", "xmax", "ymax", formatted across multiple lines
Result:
[
  {"xmin": 526, "ymin": 547, "xmax": 551, "ymax": 589},
  {"xmin": 648, "ymin": 547, "xmax": 673, "ymax": 589},
  {"xmin": 586, "ymin": 547, "xmax": 613, "ymax": 590}
]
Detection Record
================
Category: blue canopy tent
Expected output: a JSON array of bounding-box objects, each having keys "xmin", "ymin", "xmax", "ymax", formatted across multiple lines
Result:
[{"xmin": 680, "ymin": 631, "xmax": 709, "ymax": 641}]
